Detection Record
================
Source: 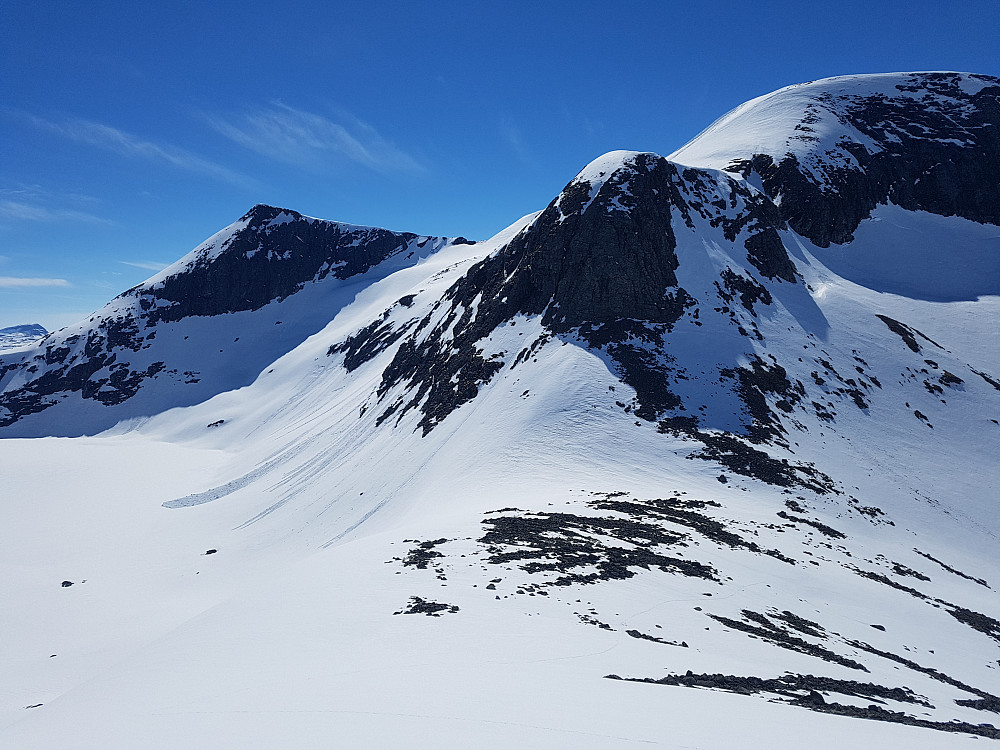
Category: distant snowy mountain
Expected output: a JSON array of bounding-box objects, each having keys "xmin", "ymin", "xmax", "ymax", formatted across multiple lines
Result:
[
  {"xmin": 2, "ymin": 73, "xmax": 999, "ymax": 749},
  {"xmin": 0, "ymin": 323, "xmax": 47, "ymax": 352}
]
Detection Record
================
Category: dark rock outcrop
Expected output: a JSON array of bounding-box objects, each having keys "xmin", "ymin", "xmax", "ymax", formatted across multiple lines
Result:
[{"xmin": 140, "ymin": 204, "xmax": 426, "ymax": 322}]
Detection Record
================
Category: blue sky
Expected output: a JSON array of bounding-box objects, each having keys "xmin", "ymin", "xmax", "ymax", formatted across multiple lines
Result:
[{"xmin": 2, "ymin": 0, "xmax": 998, "ymax": 331}]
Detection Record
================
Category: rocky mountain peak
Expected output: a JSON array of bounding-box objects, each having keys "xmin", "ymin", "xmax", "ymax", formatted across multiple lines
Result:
[
  {"xmin": 333, "ymin": 149, "xmax": 812, "ymax": 453},
  {"xmin": 477, "ymin": 151, "xmax": 797, "ymax": 339},
  {"xmin": 240, "ymin": 203, "xmax": 300, "ymax": 223}
]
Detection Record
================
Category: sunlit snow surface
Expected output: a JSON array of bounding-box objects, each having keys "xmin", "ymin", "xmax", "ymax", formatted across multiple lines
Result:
[{"xmin": 3, "ymin": 78, "xmax": 1000, "ymax": 748}]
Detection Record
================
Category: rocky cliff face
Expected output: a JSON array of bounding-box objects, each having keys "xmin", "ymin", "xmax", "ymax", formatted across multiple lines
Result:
[{"xmin": 334, "ymin": 152, "xmax": 804, "ymax": 440}]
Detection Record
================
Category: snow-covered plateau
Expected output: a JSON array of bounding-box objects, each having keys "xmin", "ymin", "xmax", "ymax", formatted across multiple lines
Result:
[{"xmin": 2, "ymin": 72, "xmax": 999, "ymax": 748}]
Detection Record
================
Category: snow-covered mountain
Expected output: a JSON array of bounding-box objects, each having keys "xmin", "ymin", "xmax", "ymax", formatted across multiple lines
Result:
[
  {"xmin": 671, "ymin": 71, "xmax": 1000, "ymax": 300},
  {"xmin": 0, "ymin": 204, "xmax": 468, "ymax": 436},
  {"xmin": 2, "ymin": 72, "xmax": 999, "ymax": 749}
]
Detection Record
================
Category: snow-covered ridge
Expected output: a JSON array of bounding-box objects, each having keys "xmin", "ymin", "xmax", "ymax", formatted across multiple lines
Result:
[
  {"xmin": 672, "ymin": 71, "xmax": 1000, "ymax": 247},
  {"xmin": 671, "ymin": 71, "xmax": 997, "ymax": 172}
]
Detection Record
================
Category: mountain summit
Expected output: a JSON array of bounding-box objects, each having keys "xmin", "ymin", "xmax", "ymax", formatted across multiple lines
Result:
[
  {"xmin": 672, "ymin": 71, "xmax": 1000, "ymax": 245},
  {"xmin": 2, "ymin": 73, "xmax": 1000, "ymax": 748}
]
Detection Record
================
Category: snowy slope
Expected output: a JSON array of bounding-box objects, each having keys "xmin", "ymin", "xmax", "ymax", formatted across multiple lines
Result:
[
  {"xmin": 2, "ymin": 73, "xmax": 1000, "ymax": 748},
  {"xmin": 671, "ymin": 72, "xmax": 998, "ymax": 178}
]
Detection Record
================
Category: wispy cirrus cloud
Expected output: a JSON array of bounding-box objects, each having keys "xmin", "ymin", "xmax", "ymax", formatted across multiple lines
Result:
[
  {"xmin": 499, "ymin": 117, "xmax": 531, "ymax": 164},
  {"xmin": 0, "ymin": 199, "xmax": 112, "ymax": 225},
  {"xmin": 120, "ymin": 260, "xmax": 169, "ymax": 272},
  {"xmin": 0, "ymin": 277, "xmax": 71, "ymax": 287},
  {"xmin": 206, "ymin": 103, "xmax": 423, "ymax": 174},
  {"xmin": 22, "ymin": 113, "xmax": 254, "ymax": 188}
]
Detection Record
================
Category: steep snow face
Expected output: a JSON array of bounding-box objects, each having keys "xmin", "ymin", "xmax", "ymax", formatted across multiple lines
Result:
[
  {"xmin": 671, "ymin": 72, "xmax": 1000, "ymax": 247},
  {"xmin": 0, "ymin": 205, "xmax": 467, "ymax": 437},
  {"xmin": 811, "ymin": 204, "xmax": 1000, "ymax": 301}
]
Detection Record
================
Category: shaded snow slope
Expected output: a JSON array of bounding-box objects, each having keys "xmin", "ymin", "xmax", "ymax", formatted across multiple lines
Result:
[{"xmin": 809, "ymin": 204, "xmax": 1000, "ymax": 300}]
